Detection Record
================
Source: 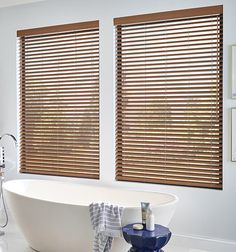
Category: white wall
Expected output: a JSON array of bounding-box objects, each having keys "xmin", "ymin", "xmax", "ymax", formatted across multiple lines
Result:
[{"xmin": 0, "ymin": 0, "xmax": 236, "ymax": 243}]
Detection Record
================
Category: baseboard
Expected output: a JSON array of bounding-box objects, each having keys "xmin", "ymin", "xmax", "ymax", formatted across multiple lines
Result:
[
  {"xmin": 167, "ymin": 233, "xmax": 236, "ymax": 251},
  {"xmin": 174, "ymin": 233, "xmax": 236, "ymax": 245}
]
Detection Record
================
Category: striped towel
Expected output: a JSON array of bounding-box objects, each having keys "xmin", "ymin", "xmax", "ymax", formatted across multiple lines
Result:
[{"xmin": 89, "ymin": 203, "xmax": 124, "ymax": 252}]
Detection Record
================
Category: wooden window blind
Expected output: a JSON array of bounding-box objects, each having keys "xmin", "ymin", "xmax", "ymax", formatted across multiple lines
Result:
[
  {"xmin": 114, "ymin": 6, "xmax": 223, "ymax": 189},
  {"xmin": 18, "ymin": 21, "xmax": 100, "ymax": 179}
]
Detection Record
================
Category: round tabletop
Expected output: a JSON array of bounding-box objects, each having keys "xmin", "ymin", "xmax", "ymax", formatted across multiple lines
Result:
[{"xmin": 123, "ymin": 224, "xmax": 171, "ymax": 237}]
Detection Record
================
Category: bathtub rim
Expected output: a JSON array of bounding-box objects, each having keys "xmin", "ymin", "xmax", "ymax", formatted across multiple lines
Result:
[{"xmin": 3, "ymin": 178, "xmax": 179, "ymax": 209}]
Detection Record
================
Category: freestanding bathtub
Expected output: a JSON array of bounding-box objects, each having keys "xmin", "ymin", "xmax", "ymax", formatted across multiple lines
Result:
[{"xmin": 3, "ymin": 179, "xmax": 178, "ymax": 252}]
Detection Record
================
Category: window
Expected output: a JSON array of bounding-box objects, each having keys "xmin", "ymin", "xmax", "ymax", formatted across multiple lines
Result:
[
  {"xmin": 114, "ymin": 6, "xmax": 223, "ymax": 189},
  {"xmin": 18, "ymin": 21, "xmax": 100, "ymax": 179}
]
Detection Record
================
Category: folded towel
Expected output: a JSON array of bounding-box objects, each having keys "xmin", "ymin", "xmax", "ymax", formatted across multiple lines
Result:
[{"xmin": 89, "ymin": 203, "xmax": 124, "ymax": 252}]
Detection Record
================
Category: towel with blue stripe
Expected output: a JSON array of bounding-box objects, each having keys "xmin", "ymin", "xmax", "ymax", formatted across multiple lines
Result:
[{"xmin": 89, "ymin": 203, "xmax": 124, "ymax": 252}]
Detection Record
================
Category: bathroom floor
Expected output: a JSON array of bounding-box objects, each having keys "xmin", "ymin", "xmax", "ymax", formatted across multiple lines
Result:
[
  {"xmin": 0, "ymin": 220, "xmax": 31, "ymax": 252},
  {"xmin": 0, "ymin": 219, "xmax": 235, "ymax": 252}
]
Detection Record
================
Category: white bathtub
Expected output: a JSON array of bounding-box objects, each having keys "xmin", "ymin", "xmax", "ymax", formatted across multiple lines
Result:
[{"xmin": 3, "ymin": 179, "xmax": 178, "ymax": 252}]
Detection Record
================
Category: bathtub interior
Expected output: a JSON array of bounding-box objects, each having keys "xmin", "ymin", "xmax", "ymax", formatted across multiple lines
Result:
[{"xmin": 3, "ymin": 179, "xmax": 177, "ymax": 208}]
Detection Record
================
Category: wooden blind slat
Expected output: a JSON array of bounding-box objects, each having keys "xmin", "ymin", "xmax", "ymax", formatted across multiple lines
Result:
[
  {"xmin": 22, "ymin": 29, "xmax": 99, "ymax": 42},
  {"xmin": 20, "ymin": 145, "xmax": 98, "ymax": 152},
  {"xmin": 20, "ymin": 169, "xmax": 99, "ymax": 179},
  {"xmin": 19, "ymin": 21, "xmax": 100, "ymax": 179},
  {"xmin": 115, "ymin": 7, "xmax": 223, "ymax": 189}
]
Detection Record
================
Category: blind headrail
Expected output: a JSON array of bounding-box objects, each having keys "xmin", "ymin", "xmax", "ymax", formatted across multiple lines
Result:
[
  {"xmin": 114, "ymin": 5, "xmax": 223, "ymax": 25},
  {"xmin": 17, "ymin": 20, "xmax": 99, "ymax": 37}
]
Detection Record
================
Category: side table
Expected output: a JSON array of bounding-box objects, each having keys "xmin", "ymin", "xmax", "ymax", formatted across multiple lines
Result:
[{"xmin": 122, "ymin": 224, "xmax": 171, "ymax": 252}]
